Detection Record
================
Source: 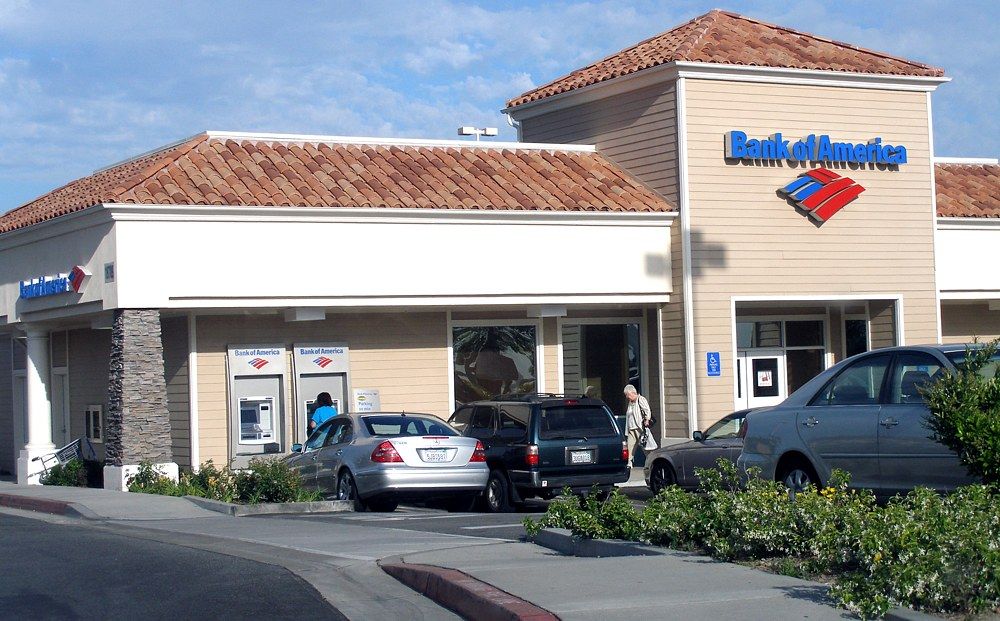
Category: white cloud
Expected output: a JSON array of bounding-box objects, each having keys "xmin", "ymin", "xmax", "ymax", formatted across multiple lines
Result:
[{"xmin": 404, "ymin": 39, "xmax": 480, "ymax": 73}]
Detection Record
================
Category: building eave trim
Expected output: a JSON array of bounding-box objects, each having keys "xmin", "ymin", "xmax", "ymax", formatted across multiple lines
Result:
[
  {"xmin": 937, "ymin": 217, "xmax": 1000, "ymax": 230},
  {"xmin": 505, "ymin": 60, "xmax": 949, "ymax": 120}
]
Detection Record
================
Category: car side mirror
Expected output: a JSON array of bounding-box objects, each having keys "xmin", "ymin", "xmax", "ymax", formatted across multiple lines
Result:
[
  {"xmin": 692, "ymin": 431, "xmax": 704, "ymax": 442},
  {"xmin": 291, "ymin": 443, "xmax": 302, "ymax": 453}
]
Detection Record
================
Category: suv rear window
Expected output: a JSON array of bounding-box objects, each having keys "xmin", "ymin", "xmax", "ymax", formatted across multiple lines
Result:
[
  {"xmin": 538, "ymin": 406, "xmax": 618, "ymax": 440},
  {"xmin": 362, "ymin": 416, "xmax": 457, "ymax": 437}
]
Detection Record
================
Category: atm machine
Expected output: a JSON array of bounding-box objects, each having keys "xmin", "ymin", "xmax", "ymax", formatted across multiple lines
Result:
[
  {"xmin": 293, "ymin": 344, "xmax": 350, "ymax": 442},
  {"xmin": 227, "ymin": 345, "xmax": 287, "ymax": 465}
]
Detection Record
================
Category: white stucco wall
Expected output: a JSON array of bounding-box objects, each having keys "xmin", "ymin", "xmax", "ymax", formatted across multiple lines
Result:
[{"xmin": 936, "ymin": 220, "xmax": 1000, "ymax": 298}]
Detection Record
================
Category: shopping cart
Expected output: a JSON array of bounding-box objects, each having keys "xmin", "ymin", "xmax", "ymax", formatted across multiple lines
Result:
[{"xmin": 31, "ymin": 437, "xmax": 98, "ymax": 477}]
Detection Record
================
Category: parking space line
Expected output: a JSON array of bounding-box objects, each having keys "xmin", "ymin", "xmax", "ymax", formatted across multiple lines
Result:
[{"xmin": 459, "ymin": 524, "xmax": 524, "ymax": 530}]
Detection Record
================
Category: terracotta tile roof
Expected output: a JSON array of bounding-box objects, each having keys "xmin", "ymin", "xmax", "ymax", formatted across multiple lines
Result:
[
  {"xmin": 507, "ymin": 9, "xmax": 945, "ymax": 108},
  {"xmin": 935, "ymin": 162, "xmax": 1000, "ymax": 218},
  {"xmin": 0, "ymin": 133, "xmax": 674, "ymax": 233}
]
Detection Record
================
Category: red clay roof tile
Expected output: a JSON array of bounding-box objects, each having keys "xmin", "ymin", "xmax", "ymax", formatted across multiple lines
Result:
[
  {"xmin": 935, "ymin": 163, "xmax": 1000, "ymax": 218},
  {"xmin": 507, "ymin": 9, "xmax": 945, "ymax": 109},
  {"xmin": 0, "ymin": 133, "xmax": 675, "ymax": 234}
]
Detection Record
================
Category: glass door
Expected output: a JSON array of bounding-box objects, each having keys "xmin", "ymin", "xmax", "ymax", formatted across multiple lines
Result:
[{"xmin": 737, "ymin": 350, "xmax": 786, "ymax": 408}]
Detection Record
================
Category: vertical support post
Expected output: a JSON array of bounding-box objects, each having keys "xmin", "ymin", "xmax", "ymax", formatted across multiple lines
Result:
[{"xmin": 17, "ymin": 327, "xmax": 55, "ymax": 484}]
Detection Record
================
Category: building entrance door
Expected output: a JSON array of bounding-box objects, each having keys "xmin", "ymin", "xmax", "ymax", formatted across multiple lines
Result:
[{"xmin": 737, "ymin": 350, "xmax": 786, "ymax": 409}]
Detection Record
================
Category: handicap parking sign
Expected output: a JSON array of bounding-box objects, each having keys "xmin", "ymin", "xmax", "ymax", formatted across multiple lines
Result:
[{"xmin": 707, "ymin": 352, "xmax": 721, "ymax": 377}]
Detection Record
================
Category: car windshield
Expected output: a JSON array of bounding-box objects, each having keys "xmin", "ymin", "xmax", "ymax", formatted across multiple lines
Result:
[
  {"xmin": 538, "ymin": 405, "xmax": 618, "ymax": 440},
  {"xmin": 362, "ymin": 415, "xmax": 458, "ymax": 437},
  {"xmin": 703, "ymin": 415, "xmax": 744, "ymax": 440},
  {"xmin": 944, "ymin": 349, "xmax": 1000, "ymax": 379}
]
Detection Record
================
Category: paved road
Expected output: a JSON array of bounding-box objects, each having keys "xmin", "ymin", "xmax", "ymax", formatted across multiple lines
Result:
[{"xmin": 0, "ymin": 512, "xmax": 344, "ymax": 620}]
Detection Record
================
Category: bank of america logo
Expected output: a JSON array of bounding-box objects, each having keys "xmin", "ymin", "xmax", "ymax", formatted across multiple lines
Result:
[
  {"xmin": 248, "ymin": 358, "xmax": 269, "ymax": 370},
  {"xmin": 313, "ymin": 356, "xmax": 333, "ymax": 368},
  {"xmin": 68, "ymin": 266, "xmax": 89, "ymax": 293},
  {"xmin": 779, "ymin": 167, "xmax": 865, "ymax": 222}
]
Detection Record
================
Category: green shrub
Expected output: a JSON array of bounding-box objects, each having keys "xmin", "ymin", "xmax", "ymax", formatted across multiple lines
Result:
[
  {"xmin": 40, "ymin": 458, "xmax": 87, "ymax": 487},
  {"xmin": 925, "ymin": 339, "xmax": 1000, "ymax": 485},
  {"xmin": 127, "ymin": 459, "xmax": 320, "ymax": 504},
  {"xmin": 233, "ymin": 458, "xmax": 320, "ymax": 504},
  {"xmin": 523, "ymin": 459, "xmax": 1000, "ymax": 618}
]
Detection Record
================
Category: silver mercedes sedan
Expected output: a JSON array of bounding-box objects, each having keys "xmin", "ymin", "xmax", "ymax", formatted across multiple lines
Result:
[{"xmin": 286, "ymin": 412, "xmax": 489, "ymax": 512}]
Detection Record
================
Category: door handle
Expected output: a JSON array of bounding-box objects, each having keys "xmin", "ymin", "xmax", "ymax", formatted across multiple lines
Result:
[
  {"xmin": 880, "ymin": 417, "xmax": 899, "ymax": 429},
  {"xmin": 335, "ymin": 450, "xmax": 343, "ymax": 456},
  {"xmin": 801, "ymin": 416, "xmax": 820, "ymax": 428},
  {"xmin": 311, "ymin": 453, "xmax": 319, "ymax": 461}
]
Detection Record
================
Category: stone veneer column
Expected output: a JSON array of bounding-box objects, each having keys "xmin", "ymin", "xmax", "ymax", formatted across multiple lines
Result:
[{"xmin": 104, "ymin": 309, "xmax": 176, "ymax": 488}]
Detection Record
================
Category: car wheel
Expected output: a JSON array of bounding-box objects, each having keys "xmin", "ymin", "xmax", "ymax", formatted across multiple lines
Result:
[
  {"xmin": 337, "ymin": 470, "xmax": 366, "ymax": 512},
  {"xmin": 649, "ymin": 461, "xmax": 676, "ymax": 494},
  {"xmin": 779, "ymin": 464, "xmax": 818, "ymax": 494},
  {"xmin": 483, "ymin": 470, "xmax": 512, "ymax": 513}
]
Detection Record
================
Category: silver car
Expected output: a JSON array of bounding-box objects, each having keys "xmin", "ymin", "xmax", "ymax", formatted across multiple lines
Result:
[
  {"xmin": 286, "ymin": 412, "xmax": 489, "ymax": 512},
  {"xmin": 738, "ymin": 344, "xmax": 988, "ymax": 497},
  {"xmin": 643, "ymin": 409, "xmax": 752, "ymax": 492}
]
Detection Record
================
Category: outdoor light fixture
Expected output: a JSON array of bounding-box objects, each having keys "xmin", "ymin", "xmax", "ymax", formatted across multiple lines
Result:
[{"xmin": 457, "ymin": 126, "xmax": 499, "ymax": 141}]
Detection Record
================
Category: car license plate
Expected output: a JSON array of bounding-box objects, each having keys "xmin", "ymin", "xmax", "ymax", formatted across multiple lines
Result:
[
  {"xmin": 570, "ymin": 450, "xmax": 592, "ymax": 464},
  {"xmin": 422, "ymin": 449, "xmax": 449, "ymax": 463}
]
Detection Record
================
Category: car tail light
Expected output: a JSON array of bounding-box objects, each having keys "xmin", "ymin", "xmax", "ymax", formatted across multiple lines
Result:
[
  {"xmin": 621, "ymin": 439, "xmax": 629, "ymax": 462},
  {"xmin": 470, "ymin": 441, "xmax": 487, "ymax": 463},
  {"xmin": 737, "ymin": 418, "xmax": 748, "ymax": 440},
  {"xmin": 525, "ymin": 444, "xmax": 539, "ymax": 467},
  {"xmin": 371, "ymin": 440, "xmax": 403, "ymax": 463}
]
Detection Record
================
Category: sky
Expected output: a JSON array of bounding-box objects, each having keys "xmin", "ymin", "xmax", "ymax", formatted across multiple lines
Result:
[{"xmin": 0, "ymin": 0, "xmax": 997, "ymax": 213}]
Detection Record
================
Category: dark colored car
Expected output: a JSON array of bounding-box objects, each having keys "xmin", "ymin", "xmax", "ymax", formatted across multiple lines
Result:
[
  {"xmin": 448, "ymin": 394, "xmax": 630, "ymax": 512},
  {"xmin": 643, "ymin": 409, "xmax": 752, "ymax": 493},
  {"xmin": 738, "ymin": 344, "xmax": 992, "ymax": 497}
]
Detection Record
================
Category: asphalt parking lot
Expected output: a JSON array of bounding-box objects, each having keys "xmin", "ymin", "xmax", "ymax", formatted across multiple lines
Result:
[{"xmin": 252, "ymin": 486, "xmax": 653, "ymax": 541}]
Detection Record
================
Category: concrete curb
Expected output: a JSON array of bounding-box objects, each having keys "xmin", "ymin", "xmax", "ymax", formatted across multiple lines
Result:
[
  {"xmin": 184, "ymin": 496, "xmax": 352, "ymax": 516},
  {"xmin": 381, "ymin": 561, "xmax": 559, "ymax": 621},
  {"xmin": 534, "ymin": 529, "xmax": 941, "ymax": 620},
  {"xmin": 534, "ymin": 528, "xmax": 665, "ymax": 557},
  {"xmin": 0, "ymin": 492, "xmax": 99, "ymax": 520}
]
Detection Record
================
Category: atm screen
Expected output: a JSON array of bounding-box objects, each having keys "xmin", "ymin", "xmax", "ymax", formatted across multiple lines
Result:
[{"xmin": 239, "ymin": 397, "xmax": 275, "ymax": 444}]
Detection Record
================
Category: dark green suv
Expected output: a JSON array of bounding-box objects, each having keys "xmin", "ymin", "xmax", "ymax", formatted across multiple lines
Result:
[{"xmin": 448, "ymin": 394, "xmax": 629, "ymax": 512}]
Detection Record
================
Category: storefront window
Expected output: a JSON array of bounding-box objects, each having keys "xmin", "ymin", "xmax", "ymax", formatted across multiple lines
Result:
[
  {"xmin": 845, "ymin": 319, "xmax": 869, "ymax": 358},
  {"xmin": 561, "ymin": 322, "xmax": 641, "ymax": 417},
  {"xmin": 737, "ymin": 321, "xmax": 782, "ymax": 348},
  {"xmin": 453, "ymin": 325, "xmax": 536, "ymax": 407}
]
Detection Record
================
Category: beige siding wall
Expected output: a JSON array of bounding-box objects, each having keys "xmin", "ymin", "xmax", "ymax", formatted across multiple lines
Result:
[
  {"xmin": 195, "ymin": 312, "xmax": 449, "ymax": 466},
  {"xmin": 941, "ymin": 303, "xmax": 1000, "ymax": 343},
  {"xmin": 683, "ymin": 79, "xmax": 938, "ymax": 428},
  {"xmin": 0, "ymin": 335, "xmax": 14, "ymax": 474},
  {"xmin": 520, "ymin": 81, "xmax": 686, "ymax": 439},
  {"xmin": 869, "ymin": 300, "xmax": 898, "ymax": 350},
  {"xmin": 68, "ymin": 329, "xmax": 111, "ymax": 462},
  {"xmin": 542, "ymin": 317, "xmax": 560, "ymax": 393},
  {"xmin": 161, "ymin": 317, "xmax": 191, "ymax": 468}
]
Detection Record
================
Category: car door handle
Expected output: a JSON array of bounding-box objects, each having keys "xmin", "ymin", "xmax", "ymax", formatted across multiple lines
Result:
[
  {"xmin": 801, "ymin": 416, "xmax": 820, "ymax": 428},
  {"xmin": 311, "ymin": 453, "xmax": 319, "ymax": 461},
  {"xmin": 880, "ymin": 418, "xmax": 899, "ymax": 429},
  {"xmin": 335, "ymin": 450, "xmax": 343, "ymax": 456}
]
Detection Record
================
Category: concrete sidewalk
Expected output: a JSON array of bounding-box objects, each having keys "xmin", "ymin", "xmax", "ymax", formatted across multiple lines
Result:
[
  {"xmin": 397, "ymin": 542, "xmax": 853, "ymax": 620},
  {"xmin": 0, "ymin": 482, "xmax": 862, "ymax": 620}
]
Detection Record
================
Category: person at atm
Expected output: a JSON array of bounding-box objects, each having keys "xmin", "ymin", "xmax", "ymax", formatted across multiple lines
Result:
[{"xmin": 309, "ymin": 392, "xmax": 339, "ymax": 432}]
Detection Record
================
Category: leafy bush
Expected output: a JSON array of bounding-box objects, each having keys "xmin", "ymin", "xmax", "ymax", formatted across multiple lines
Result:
[
  {"xmin": 925, "ymin": 339, "xmax": 1000, "ymax": 484},
  {"xmin": 127, "ymin": 458, "xmax": 321, "ymax": 504},
  {"xmin": 524, "ymin": 460, "xmax": 1000, "ymax": 618},
  {"xmin": 40, "ymin": 458, "xmax": 88, "ymax": 487}
]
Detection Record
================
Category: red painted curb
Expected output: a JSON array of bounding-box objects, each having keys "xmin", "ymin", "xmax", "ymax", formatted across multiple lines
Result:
[
  {"xmin": 0, "ymin": 493, "xmax": 75, "ymax": 516},
  {"xmin": 381, "ymin": 562, "xmax": 559, "ymax": 621}
]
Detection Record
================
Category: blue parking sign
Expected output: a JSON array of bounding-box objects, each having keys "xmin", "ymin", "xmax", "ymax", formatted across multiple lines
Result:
[{"xmin": 707, "ymin": 352, "xmax": 721, "ymax": 377}]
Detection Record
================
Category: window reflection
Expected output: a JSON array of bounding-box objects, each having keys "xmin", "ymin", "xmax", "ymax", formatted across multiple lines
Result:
[{"xmin": 453, "ymin": 326, "xmax": 536, "ymax": 407}]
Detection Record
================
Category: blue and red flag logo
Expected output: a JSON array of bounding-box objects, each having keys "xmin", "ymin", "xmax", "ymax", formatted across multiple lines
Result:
[
  {"xmin": 779, "ymin": 167, "xmax": 865, "ymax": 222},
  {"xmin": 248, "ymin": 358, "xmax": 269, "ymax": 370},
  {"xmin": 68, "ymin": 265, "xmax": 90, "ymax": 293},
  {"xmin": 313, "ymin": 356, "xmax": 333, "ymax": 368}
]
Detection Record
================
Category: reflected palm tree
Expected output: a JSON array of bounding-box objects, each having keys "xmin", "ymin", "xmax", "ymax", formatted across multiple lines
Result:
[{"xmin": 454, "ymin": 326, "xmax": 536, "ymax": 405}]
